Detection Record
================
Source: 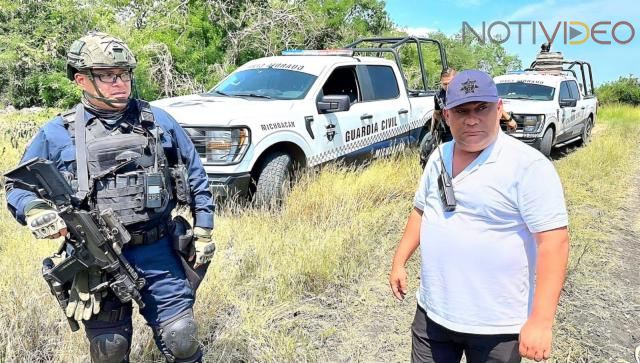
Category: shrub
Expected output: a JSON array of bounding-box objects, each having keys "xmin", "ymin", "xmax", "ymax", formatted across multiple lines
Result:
[
  {"xmin": 597, "ymin": 75, "xmax": 640, "ymax": 105},
  {"xmin": 38, "ymin": 72, "xmax": 80, "ymax": 108}
]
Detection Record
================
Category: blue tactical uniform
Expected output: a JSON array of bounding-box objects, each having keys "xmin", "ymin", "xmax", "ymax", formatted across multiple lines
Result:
[
  {"xmin": 7, "ymin": 104, "xmax": 213, "ymax": 229},
  {"xmin": 6, "ymin": 100, "xmax": 214, "ymax": 362}
]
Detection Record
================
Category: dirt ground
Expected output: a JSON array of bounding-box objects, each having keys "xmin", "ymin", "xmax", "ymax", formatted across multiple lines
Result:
[{"xmin": 576, "ymin": 171, "xmax": 640, "ymax": 361}]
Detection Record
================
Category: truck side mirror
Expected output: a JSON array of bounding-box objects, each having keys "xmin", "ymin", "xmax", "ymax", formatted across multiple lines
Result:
[
  {"xmin": 559, "ymin": 99, "xmax": 577, "ymax": 108},
  {"xmin": 317, "ymin": 95, "xmax": 351, "ymax": 114}
]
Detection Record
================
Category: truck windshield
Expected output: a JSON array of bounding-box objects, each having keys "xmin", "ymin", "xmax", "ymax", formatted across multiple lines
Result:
[
  {"xmin": 210, "ymin": 68, "xmax": 317, "ymax": 100},
  {"xmin": 497, "ymin": 82, "xmax": 555, "ymax": 101}
]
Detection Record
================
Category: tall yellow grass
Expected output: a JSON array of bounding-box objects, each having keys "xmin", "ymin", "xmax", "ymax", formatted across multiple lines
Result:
[{"xmin": 0, "ymin": 105, "xmax": 637, "ymax": 362}]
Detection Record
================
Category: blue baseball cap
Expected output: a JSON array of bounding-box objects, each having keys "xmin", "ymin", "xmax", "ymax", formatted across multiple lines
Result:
[{"xmin": 445, "ymin": 70, "xmax": 499, "ymax": 110}]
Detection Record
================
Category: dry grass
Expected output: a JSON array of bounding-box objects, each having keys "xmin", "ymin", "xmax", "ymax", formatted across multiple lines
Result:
[
  {"xmin": 550, "ymin": 105, "xmax": 640, "ymax": 362},
  {"xmin": 0, "ymin": 105, "xmax": 638, "ymax": 362}
]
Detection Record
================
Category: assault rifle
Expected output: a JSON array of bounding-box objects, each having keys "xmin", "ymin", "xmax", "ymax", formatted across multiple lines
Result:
[{"xmin": 4, "ymin": 158, "xmax": 146, "ymax": 332}]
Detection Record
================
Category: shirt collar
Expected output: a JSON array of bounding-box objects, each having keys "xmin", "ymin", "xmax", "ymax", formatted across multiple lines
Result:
[{"xmin": 483, "ymin": 130, "xmax": 505, "ymax": 165}]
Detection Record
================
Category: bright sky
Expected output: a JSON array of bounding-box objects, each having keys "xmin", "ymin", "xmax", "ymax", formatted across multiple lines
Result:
[{"xmin": 385, "ymin": 0, "xmax": 640, "ymax": 85}]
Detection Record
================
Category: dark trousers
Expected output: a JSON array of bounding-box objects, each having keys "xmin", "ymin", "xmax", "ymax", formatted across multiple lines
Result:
[
  {"xmin": 83, "ymin": 235, "xmax": 196, "ymax": 360},
  {"xmin": 411, "ymin": 305, "xmax": 521, "ymax": 363}
]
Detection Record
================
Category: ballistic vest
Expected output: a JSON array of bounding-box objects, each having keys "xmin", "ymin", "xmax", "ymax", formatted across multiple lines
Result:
[{"xmin": 63, "ymin": 100, "xmax": 173, "ymax": 229}]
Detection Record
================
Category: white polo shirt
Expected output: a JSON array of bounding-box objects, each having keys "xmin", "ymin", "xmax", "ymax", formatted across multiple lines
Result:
[{"xmin": 413, "ymin": 131, "xmax": 568, "ymax": 335}]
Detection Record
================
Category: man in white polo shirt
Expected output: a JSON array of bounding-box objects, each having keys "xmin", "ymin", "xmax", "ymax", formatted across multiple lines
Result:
[{"xmin": 389, "ymin": 70, "xmax": 569, "ymax": 362}]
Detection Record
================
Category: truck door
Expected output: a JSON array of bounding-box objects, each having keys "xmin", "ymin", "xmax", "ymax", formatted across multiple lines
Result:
[
  {"xmin": 557, "ymin": 81, "xmax": 577, "ymax": 142},
  {"xmin": 355, "ymin": 64, "xmax": 412, "ymax": 159},
  {"xmin": 309, "ymin": 65, "xmax": 363, "ymax": 165},
  {"xmin": 568, "ymin": 80, "xmax": 586, "ymax": 137}
]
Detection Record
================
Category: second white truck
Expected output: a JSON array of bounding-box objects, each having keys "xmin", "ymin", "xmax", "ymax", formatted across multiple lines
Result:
[{"xmin": 494, "ymin": 46, "xmax": 598, "ymax": 156}]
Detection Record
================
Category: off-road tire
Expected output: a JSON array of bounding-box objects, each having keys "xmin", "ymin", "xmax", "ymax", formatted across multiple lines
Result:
[
  {"xmin": 539, "ymin": 128, "xmax": 554, "ymax": 157},
  {"xmin": 253, "ymin": 152, "xmax": 293, "ymax": 207},
  {"xmin": 577, "ymin": 116, "xmax": 593, "ymax": 147}
]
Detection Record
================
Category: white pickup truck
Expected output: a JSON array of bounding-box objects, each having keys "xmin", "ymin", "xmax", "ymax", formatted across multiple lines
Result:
[
  {"xmin": 494, "ymin": 48, "xmax": 598, "ymax": 156},
  {"xmin": 153, "ymin": 37, "xmax": 448, "ymax": 204}
]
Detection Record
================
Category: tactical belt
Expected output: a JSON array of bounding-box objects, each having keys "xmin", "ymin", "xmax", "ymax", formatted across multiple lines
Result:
[{"xmin": 130, "ymin": 223, "xmax": 168, "ymax": 245}]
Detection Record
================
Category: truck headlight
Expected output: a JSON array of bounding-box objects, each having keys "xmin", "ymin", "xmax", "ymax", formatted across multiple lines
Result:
[
  {"xmin": 184, "ymin": 127, "xmax": 250, "ymax": 165},
  {"xmin": 522, "ymin": 115, "xmax": 545, "ymax": 133}
]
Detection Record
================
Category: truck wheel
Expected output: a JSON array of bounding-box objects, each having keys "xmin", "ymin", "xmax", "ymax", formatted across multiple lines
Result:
[
  {"xmin": 539, "ymin": 128, "xmax": 554, "ymax": 157},
  {"xmin": 577, "ymin": 116, "xmax": 593, "ymax": 147},
  {"xmin": 419, "ymin": 129, "xmax": 439, "ymax": 169},
  {"xmin": 253, "ymin": 152, "xmax": 293, "ymax": 207},
  {"xmin": 418, "ymin": 132, "xmax": 433, "ymax": 169}
]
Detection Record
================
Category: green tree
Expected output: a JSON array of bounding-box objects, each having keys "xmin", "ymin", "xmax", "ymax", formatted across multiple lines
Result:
[
  {"xmin": 105, "ymin": 0, "xmax": 228, "ymax": 98},
  {"xmin": 0, "ymin": 0, "xmax": 104, "ymax": 107},
  {"xmin": 303, "ymin": 0, "xmax": 393, "ymax": 48},
  {"xmin": 0, "ymin": 0, "xmax": 521, "ymax": 108},
  {"xmin": 597, "ymin": 75, "xmax": 640, "ymax": 105},
  {"xmin": 385, "ymin": 31, "xmax": 522, "ymax": 91}
]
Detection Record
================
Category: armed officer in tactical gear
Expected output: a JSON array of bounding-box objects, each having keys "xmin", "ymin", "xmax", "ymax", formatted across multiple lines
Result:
[{"xmin": 5, "ymin": 31, "xmax": 215, "ymax": 363}]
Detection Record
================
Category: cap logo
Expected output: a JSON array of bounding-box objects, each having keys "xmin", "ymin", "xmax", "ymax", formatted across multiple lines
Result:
[{"xmin": 460, "ymin": 79, "xmax": 479, "ymax": 94}]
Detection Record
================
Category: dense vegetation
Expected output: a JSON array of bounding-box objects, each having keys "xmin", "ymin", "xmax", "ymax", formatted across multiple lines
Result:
[
  {"xmin": 596, "ymin": 75, "xmax": 640, "ymax": 106},
  {"xmin": 0, "ymin": 0, "xmax": 521, "ymax": 109}
]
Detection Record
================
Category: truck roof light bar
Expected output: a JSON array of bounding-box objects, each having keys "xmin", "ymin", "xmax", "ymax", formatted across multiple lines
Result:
[{"xmin": 282, "ymin": 49, "xmax": 354, "ymax": 56}]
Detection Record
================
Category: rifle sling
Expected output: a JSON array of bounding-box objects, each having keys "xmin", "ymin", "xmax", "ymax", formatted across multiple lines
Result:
[{"xmin": 74, "ymin": 105, "xmax": 90, "ymax": 200}]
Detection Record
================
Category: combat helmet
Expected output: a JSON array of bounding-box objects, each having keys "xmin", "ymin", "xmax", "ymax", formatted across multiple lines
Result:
[{"xmin": 66, "ymin": 31, "xmax": 137, "ymax": 80}]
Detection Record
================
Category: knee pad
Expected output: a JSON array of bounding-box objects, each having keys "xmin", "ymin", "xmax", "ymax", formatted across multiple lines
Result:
[
  {"xmin": 155, "ymin": 309, "xmax": 201, "ymax": 362},
  {"xmin": 89, "ymin": 333, "xmax": 130, "ymax": 363}
]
